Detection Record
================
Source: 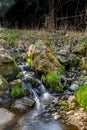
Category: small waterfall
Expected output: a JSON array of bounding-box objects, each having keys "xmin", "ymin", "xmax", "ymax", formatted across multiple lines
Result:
[
  {"xmin": 19, "ymin": 62, "xmax": 53, "ymax": 110},
  {"xmin": 30, "ymin": 88, "xmax": 41, "ymax": 110},
  {"xmin": 35, "ymin": 78, "xmax": 46, "ymax": 93}
]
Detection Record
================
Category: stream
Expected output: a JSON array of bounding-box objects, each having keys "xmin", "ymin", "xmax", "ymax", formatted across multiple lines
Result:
[{"xmin": 4, "ymin": 63, "xmax": 79, "ymax": 130}]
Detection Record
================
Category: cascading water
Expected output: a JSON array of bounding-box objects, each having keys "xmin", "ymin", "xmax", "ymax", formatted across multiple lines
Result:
[
  {"xmin": 5, "ymin": 63, "xmax": 78, "ymax": 130},
  {"xmin": 16, "ymin": 63, "xmax": 63, "ymax": 130}
]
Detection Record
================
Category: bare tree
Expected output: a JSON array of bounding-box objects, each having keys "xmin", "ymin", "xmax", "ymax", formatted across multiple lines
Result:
[{"xmin": 48, "ymin": 0, "xmax": 55, "ymax": 29}]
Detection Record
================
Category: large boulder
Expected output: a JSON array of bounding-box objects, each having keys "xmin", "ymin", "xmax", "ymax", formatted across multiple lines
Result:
[
  {"xmin": 0, "ymin": 53, "xmax": 19, "ymax": 79},
  {"xmin": 0, "ymin": 75, "xmax": 8, "ymax": 95},
  {"xmin": 11, "ymin": 97, "xmax": 35, "ymax": 113},
  {"xmin": 0, "ymin": 108, "xmax": 14, "ymax": 129},
  {"xmin": 27, "ymin": 40, "xmax": 61, "ymax": 74}
]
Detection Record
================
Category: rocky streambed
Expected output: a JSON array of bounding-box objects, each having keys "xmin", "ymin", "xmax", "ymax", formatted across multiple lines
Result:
[{"xmin": 0, "ymin": 30, "xmax": 87, "ymax": 130}]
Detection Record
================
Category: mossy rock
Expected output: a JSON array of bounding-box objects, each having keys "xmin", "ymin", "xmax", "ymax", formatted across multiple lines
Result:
[
  {"xmin": 27, "ymin": 40, "xmax": 62, "ymax": 74},
  {"xmin": 0, "ymin": 75, "xmax": 8, "ymax": 95},
  {"xmin": 9, "ymin": 79, "xmax": 24, "ymax": 98},
  {"xmin": 59, "ymin": 101, "xmax": 69, "ymax": 108},
  {"xmin": 0, "ymin": 53, "xmax": 19, "ymax": 78},
  {"xmin": 69, "ymin": 54, "xmax": 79, "ymax": 66}
]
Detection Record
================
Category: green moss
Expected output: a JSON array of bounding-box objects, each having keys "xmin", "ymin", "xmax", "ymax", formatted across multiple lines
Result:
[
  {"xmin": 54, "ymin": 86, "xmax": 62, "ymax": 93},
  {"xmin": 26, "ymin": 57, "xmax": 33, "ymax": 67},
  {"xmin": 16, "ymin": 72, "xmax": 23, "ymax": 78},
  {"xmin": 41, "ymin": 67, "xmax": 64, "ymax": 92},
  {"xmin": 59, "ymin": 101, "xmax": 69, "ymax": 108},
  {"xmin": 75, "ymin": 84, "xmax": 87, "ymax": 111},
  {"xmin": 11, "ymin": 87, "xmax": 24, "ymax": 98}
]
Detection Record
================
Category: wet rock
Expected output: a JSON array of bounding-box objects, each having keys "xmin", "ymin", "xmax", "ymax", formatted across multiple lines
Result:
[
  {"xmin": 11, "ymin": 97, "xmax": 35, "ymax": 113},
  {"xmin": 22, "ymin": 97, "xmax": 35, "ymax": 107},
  {"xmin": 11, "ymin": 99, "xmax": 27, "ymax": 113},
  {"xmin": 0, "ymin": 108, "xmax": 15, "ymax": 128},
  {"xmin": 69, "ymin": 83, "xmax": 79, "ymax": 91},
  {"xmin": 57, "ymin": 49, "xmax": 67, "ymax": 56},
  {"xmin": 9, "ymin": 79, "xmax": 22, "ymax": 88}
]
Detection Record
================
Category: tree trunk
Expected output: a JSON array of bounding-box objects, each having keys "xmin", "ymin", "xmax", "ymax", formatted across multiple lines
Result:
[{"xmin": 48, "ymin": 0, "xmax": 55, "ymax": 29}]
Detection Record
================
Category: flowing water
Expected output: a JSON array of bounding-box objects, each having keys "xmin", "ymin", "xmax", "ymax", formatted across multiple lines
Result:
[{"xmin": 4, "ymin": 63, "xmax": 79, "ymax": 130}]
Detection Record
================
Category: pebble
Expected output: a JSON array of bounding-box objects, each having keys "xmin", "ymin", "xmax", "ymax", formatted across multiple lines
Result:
[
  {"xmin": 53, "ymin": 114, "xmax": 61, "ymax": 120},
  {"xmin": 66, "ymin": 110, "xmax": 74, "ymax": 115}
]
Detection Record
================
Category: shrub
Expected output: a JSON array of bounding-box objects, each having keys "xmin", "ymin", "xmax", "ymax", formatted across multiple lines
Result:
[{"xmin": 75, "ymin": 84, "xmax": 87, "ymax": 111}]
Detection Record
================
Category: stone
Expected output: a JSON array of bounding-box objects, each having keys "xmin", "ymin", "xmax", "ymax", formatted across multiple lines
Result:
[
  {"xmin": 9, "ymin": 79, "xmax": 22, "ymax": 88},
  {"xmin": 79, "ymin": 108, "xmax": 84, "ymax": 112},
  {"xmin": 11, "ymin": 99, "xmax": 27, "ymax": 113},
  {"xmin": 68, "ymin": 95, "xmax": 76, "ymax": 104},
  {"xmin": 66, "ymin": 110, "xmax": 74, "ymax": 115},
  {"xmin": 0, "ymin": 108, "xmax": 14, "ymax": 128},
  {"xmin": 57, "ymin": 55, "xmax": 67, "ymax": 63},
  {"xmin": 0, "ymin": 53, "xmax": 18, "ymax": 78},
  {"xmin": 22, "ymin": 97, "xmax": 35, "ymax": 107},
  {"xmin": 53, "ymin": 113, "xmax": 61, "ymax": 120},
  {"xmin": 69, "ymin": 83, "xmax": 79, "ymax": 91},
  {"xmin": 9, "ymin": 79, "xmax": 24, "ymax": 98},
  {"xmin": 67, "ymin": 95, "xmax": 76, "ymax": 109},
  {"xmin": 11, "ymin": 97, "xmax": 35, "ymax": 113},
  {"xmin": 27, "ymin": 40, "xmax": 61, "ymax": 74}
]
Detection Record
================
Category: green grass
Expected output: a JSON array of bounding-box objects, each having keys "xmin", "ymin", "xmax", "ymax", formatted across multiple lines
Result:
[{"xmin": 75, "ymin": 84, "xmax": 87, "ymax": 111}]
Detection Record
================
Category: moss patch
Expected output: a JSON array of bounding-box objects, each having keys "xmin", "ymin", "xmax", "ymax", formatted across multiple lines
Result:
[
  {"xmin": 41, "ymin": 67, "xmax": 64, "ymax": 92},
  {"xmin": 11, "ymin": 87, "xmax": 24, "ymax": 98}
]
